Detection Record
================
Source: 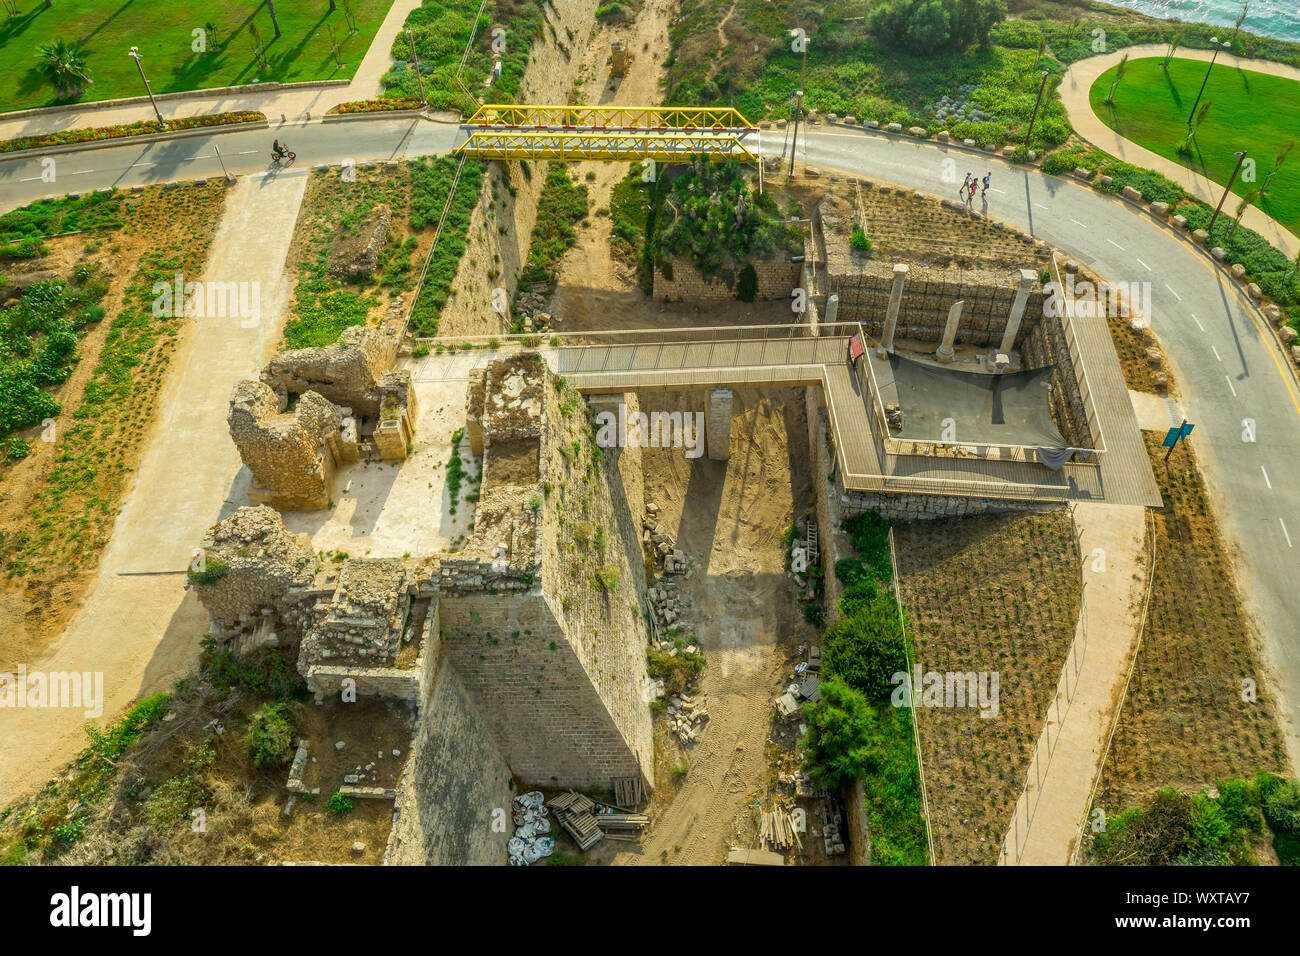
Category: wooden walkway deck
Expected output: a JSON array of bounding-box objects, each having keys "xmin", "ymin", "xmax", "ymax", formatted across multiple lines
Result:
[{"xmin": 551, "ymin": 321, "xmax": 1160, "ymax": 508}]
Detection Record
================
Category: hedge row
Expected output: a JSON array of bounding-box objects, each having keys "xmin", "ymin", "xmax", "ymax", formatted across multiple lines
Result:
[{"xmin": 0, "ymin": 112, "xmax": 265, "ymax": 154}]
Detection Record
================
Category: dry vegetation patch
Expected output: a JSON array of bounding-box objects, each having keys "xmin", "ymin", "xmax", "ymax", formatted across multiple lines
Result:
[
  {"xmin": 895, "ymin": 510, "xmax": 1081, "ymax": 864},
  {"xmin": 1095, "ymin": 435, "xmax": 1289, "ymax": 812}
]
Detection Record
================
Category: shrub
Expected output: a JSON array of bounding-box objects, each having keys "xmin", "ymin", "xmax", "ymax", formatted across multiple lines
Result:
[
  {"xmin": 869, "ymin": 0, "xmax": 1006, "ymax": 57},
  {"xmin": 247, "ymin": 702, "xmax": 296, "ymax": 769},
  {"xmin": 1264, "ymin": 778, "xmax": 1300, "ymax": 835},
  {"xmin": 800, "ymin": 677, "xmax": 876, "ymax": 789},
  {"xmin": 187, "ymin": 556, "xmax": 230, "ymax": 586},
  {"xmin": 821, "ymin": 588, "xmax": 907, "ymax": 701},
  {"xmin": 850, "ymin": 226, "xmax": 872, "ymax": 252},
  {"xmin": 327, "ymin": 790, "xmax": 355, "ymax": 815}
]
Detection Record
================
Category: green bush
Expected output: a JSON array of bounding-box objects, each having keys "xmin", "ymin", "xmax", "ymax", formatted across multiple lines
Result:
[
  {"xmin": 822, "ymin": 587, "xmax": 907, "ymax": 701},
  {"xmin": 800, "ymin": 677, "xmax": 877, "ymax": 789},
  {"xmin": 187, "ymin": 556, "xmax": 230, "ymax": 586},
  {"xmin": 328, "ymin": 790, "xmax": 355, "ymax": 815},
  {"xmin": 850, "ymin": 226, "xmax": 872, "ymax": 252},
  {"xmin": 869, "ymin": 0, "xmax": 1006, "ymax": 57},
  {"xmin": 1264, "ymin": 778, "xmax": 1300, "ymax": 835},
  {"xmin": 247, "ymin": 702, "xmax": 297, "ymax": 769},
  {"xmin": 517, "ymin": 164, "xmax": 589, "ymax": 296}
]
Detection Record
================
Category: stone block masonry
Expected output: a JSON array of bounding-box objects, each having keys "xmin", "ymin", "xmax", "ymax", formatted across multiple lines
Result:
[
  {"xmin": 653, "ymin": 255, "xmax": 800, "ymax": 302},
  {"xmin": 1021, "ymin": 310, "xmax": 1093, "ymax": 450}
]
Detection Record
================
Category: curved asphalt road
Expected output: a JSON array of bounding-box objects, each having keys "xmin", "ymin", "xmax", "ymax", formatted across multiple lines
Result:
[{"xmin": 1, "ymin": 118, "xmax": 1297, "ymax": 766}]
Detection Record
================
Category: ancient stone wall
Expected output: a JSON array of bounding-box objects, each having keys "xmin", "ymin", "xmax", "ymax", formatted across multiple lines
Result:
[
  {"xmin": 384, "ymin": 656, "xmax": 513, "ymax": 866},
  {"xmin": 435, "ymin": 355, "xmax": 653, "ymax": 790},
  {"xmin": 653, "ymin": 255, "xmax": 799, "ymax": 303},
  {"xmin": 828, "ymin": 265, "xmax": 1046, "ymax": 349},
  {"xmin": 261, "ymin": 325, "xmax": 401, "ymax": 419},
  {"xmin": 228, "ymin": 383, "xmax": 345, "ymax": 512},
  {"xmin": 837, "ymin": 486, "xmax": 1063, "ymax": 522},
  {"xmin": 1021, "ymin": 310, "xmax": 1093, "ymax": 450},
  {"xmin": 190, "ymin": 505, "xmax": 320, "ymax": 638}
]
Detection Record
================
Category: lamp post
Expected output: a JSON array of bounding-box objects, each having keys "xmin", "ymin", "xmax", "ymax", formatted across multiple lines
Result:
[
  {"xmin": 1024, "ymin": 70, "xmax": 1050, "ymax": 150},
  {"xmin": 1187, "ymin": 37, "xmax": 1230, "ymax": 128},
  {"xmin": 788, "ymin": 36, "xmax": 808, "ymax": 178},
  {"xmin": 1208, "ymin": 149, "xmax": 1249, "ymax": 234},
  {"xmin": 406, "ymin": 28, "xmax": 426, "ymax": 107},
  {"xmin": 128, "ymin": 46, "xmax": 165, "ymax": 130}
]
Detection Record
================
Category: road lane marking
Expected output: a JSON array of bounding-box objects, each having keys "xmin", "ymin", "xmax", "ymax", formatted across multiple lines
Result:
[
  {"xmin": 130, "ymin": 162, "xmax": 155, "ymax": 167},
  {"xmin": 1136, "ymin": 257, "xmax": 1151, "ymax": 271},
  {"xmin": 71, "ymin": 169, "xmax": 93, "ymax": 174},
  {"xmin": 1262, "ymin": 466, "xmax": 1272, "ymax": 489},
  {"xmin": 990, "ymin": 187, "xmax": 1006, "ymax": 194},
  {"xmin": 238, "ymin": 150, "xmax": 258, "ymax": 154},
  {"xmin": 1191, "ymin": 312, "xmax": 1205, "ymax": 332},
  {"xmin": 1282, "ymin": 518, "xmax": 1293, "ymax": 549},
  {"xmin": 1034, "ymin": 202, "xmax": 1048, "ymax": 210},
  {"xmin": 1211, "ymin": 345, "xmax": 1221, "ymax": 361},
  {"xmin": 1107, "ymin": 238, "xmax": 1125, "ymax": 250},
  {"xmin": 1226, "ymin": 376, "xmax": 1237, "ymax": 397},
  {"xmin": 1070, "ymin": 218, "xmax": 1086, "ymax": 227},
  {"xmin": 1164, "ymin": 283, "xmax": 1182, "ymax": 301},
  {"xmin": 19, "ymin": 176, "xmax": 45, "ymax": 182}
]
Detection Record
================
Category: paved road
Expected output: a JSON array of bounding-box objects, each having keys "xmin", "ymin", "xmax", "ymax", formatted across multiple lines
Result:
[{"xmin": 3, "ymin": 117, "xmax": 1297, "ymax": 768}]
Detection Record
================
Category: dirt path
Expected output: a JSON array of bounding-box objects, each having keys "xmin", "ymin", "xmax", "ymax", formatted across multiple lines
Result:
[
  {"xmin": 547, "ymin": 0, "xmax": 675, "ymax": 331},
  {"xmin": 614, "ymin": 389, "xmax": 814, "ymax": 865},
  {"xmin": 0, "ymin": 172, "xmax": 309, "ymax": 808},
  {"xmin": 708, "ymin": 1, "xmax": 741, "ymax": 80}
]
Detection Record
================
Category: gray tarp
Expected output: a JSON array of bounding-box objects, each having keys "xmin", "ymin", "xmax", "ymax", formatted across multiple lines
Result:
[{"xmin": 887, "ymin": 353, "xmax": 1068, "ymax": 449}]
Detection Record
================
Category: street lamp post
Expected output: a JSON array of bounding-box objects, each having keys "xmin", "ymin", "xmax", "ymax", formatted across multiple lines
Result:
[
  {"xmin": 1208, "ymin": 149, "xmax": 1249, "ymax": 234},
  {"xmin": 128, "ymin": 46, "xmax": 165, "ymax": 130},
  {"xmin": 406, "ymin": 28, "xmax": 427, "ymax": 107},
  {"xmin": 1024, "ymin": 70, "xmax": 1050, "ymax": 150},
  {"xmin": 1187, "ymin": 37, "xmax": 1230, "ymax": 128},
  {"xmin": 788, "ymin": 36, "xmax": 808, "ymax": 178}
]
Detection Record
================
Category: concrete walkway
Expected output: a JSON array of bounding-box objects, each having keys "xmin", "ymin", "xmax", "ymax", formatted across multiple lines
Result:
[
  {"xmin": 1001, "ymin": 502, "xmax": 1150, "ymax": 865},
  {"xmin": 1060, "ymin": 44, "xmax": 1300, "ymax": 260},
  {"xmin": 0, "ymin": 0, "xmax": 423, "ymax": 142},
  {"xmin": 0, "ymin": 172, "xmax": 309, "ymax": 808}
]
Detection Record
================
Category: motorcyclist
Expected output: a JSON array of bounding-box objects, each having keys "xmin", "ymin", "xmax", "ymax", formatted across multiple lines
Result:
[{"xmin": 272, "ymin": 138, "xmax": 286, "ymax": 160}]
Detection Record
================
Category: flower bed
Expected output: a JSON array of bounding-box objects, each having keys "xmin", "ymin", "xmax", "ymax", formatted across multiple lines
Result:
[
  {"xmin": 327, "ymin": 98, "xmax": 424, "ymax": 115},
  {"xmin": 0, "ymin": 111, "xmax": 265, "ymax": 154}
]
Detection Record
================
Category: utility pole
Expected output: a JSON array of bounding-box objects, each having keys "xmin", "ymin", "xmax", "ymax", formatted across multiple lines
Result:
[
  {"xmin": 1208, "ymin": 150, "xmax": 1249, "ymax": 234},
  {"xmin": 128, "ymin": 46, "xmax": 165, "ymax": 130},
  {"xmin": 1024, "ymin": 70, "xmax": 1050, "ymax": 150},
  {"xmin": 406, "ymin": 28, "xmax": 426, "ymax": 106},
  {"xmin": 787, "ymin": 37, "xmax": 808, "ymax": 178},
  {"xmin": 1187, "ymin": 37, "xmax": 1229, "ymax": 127}
]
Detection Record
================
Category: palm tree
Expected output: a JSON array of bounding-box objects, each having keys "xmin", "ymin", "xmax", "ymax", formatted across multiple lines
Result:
[
  {"xmin": 37, "ymin": 38, "xmax": 93, "ymax": 99},
  {"xmin": 1105, "ymin": 53, "xmax": 1128, "ymax": 106},
  {"xmin": 1180, "ymin": 100, "xmax": 1212, "ymax": 154},
  {"xmin": 1161, "ymin": 32, "xmax": 1182, "ymax": 70},
  {"xmin": 1262, "ymin": 141, "xmax": 1294, "ymax": 197},
  {"xmin": 1230, "ymin": 189, "xmax": 1261, "ymax": 236}
]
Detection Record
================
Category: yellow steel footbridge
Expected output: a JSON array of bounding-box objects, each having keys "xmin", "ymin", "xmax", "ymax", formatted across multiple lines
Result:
[{"xmin": 453, "ymin": 104, "xmax": 759, "ymax": 163}]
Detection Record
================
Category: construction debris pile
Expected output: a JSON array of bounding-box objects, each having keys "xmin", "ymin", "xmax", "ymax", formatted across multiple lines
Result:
[
  {"xmin": 546, "ymin": 790, "xmax": 650, "ymax": 852},
  {"xmin": 759, "ymin": 805, "xmax": 803, "ymax": 853},
  {"xmin": 647, "ymin": 569, "xmax": 695, "ymax": 629},
  {"xmin": 819, "ymin": 804, "xmax": 848, "ymax": 857},
  {"xmin": 508, "ymin": 791, "xmax": 556, "ymax": 866},
  {"xmin": 664, "ymin": 692, "xmax": 708, "ymax": 746},
  {"xmin": 642, "ymin": 503, "xmax": 693, "ymax": 575},
  {"xmin": 512, "ymin": 284, "xmax": 555, "ymax": 333},
  {"xmin": 775, "ymin": 644, "xmax": 822, "ymax": 716}
]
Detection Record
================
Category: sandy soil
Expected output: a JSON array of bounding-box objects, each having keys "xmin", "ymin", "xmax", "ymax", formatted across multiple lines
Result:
[{"xmin": 610, "ymin": 387, "xmax": 816, "ymax": 865}]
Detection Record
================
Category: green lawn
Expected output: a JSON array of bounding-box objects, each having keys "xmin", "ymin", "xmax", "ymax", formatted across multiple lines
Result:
[
  {"xmin": 1091, "ymin": 57, "xmax": 1300, "ymax": 236},
  {"xmin": 0, "ymin": 0, "xmax": 395, "ymax": 112}
]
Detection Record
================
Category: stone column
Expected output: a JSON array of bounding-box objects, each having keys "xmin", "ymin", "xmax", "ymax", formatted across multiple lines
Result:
[
  {"xmin": 707, "ymin": 389, "xmax": 733, "ymax": 461},
  {"xmin": 825, "ymin": 293, "xmax": 839, "ymax": 326},
  {"xmin": 877, "ymin": 263, "xmax": 908, "ymax": 356},
  {"xmin": 935, "ymin": 299, "xmax": 965, "ymax": 363},
  {"xmin": 999, "ymin": 268, "xmax": 1038, "ymax": 356}
]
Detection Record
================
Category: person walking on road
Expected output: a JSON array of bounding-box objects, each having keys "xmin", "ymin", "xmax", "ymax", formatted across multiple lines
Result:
[{"xmin": 982, "ymin": 171, "xmax": 992, "ymax": 198}]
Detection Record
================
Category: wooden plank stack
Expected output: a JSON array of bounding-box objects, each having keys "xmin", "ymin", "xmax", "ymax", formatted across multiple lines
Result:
[
  {"xmin": 759, "ymin": 809, "xmax": 802, "ymax": 852},
  {"xmin": 594, "ymin": 808, "xmax": 649, "ymax": 841},
  {"xmin": 546, "ymin": 791, "xmax": 604, "ymax": 851},
  {"xmin": 612, "ymin": 776, "xmax": 643, "ymax": 809}
]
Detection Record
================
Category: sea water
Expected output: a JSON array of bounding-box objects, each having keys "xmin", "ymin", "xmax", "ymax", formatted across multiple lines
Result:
[{"xmin": 1102, "ymin": 0, "xmax": 1300, "ymax": 44}]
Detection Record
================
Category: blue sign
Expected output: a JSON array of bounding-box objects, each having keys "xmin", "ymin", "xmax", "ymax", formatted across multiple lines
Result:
[
  {"xmin": 1179, "ymin": 422, "xmax": 1195, "ymax": 440},
  {"xmin": 1162, "ymin": 427, "xmax": 1181, "ymax": 447}
]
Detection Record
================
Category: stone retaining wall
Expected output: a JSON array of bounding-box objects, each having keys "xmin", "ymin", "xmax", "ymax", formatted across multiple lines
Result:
[{"xmin": 653, "ymin": 255, "xmax": 799, "ymax": 302}]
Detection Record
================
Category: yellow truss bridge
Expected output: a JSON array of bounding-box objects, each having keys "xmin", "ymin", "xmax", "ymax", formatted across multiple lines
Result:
[
  {"xmin": 463, "ymin": 104, "xmax": 757, "ymax": 130},
  {"xmin": 454, "ymin": 130, "xmax": 756, "ymax": 163}
]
